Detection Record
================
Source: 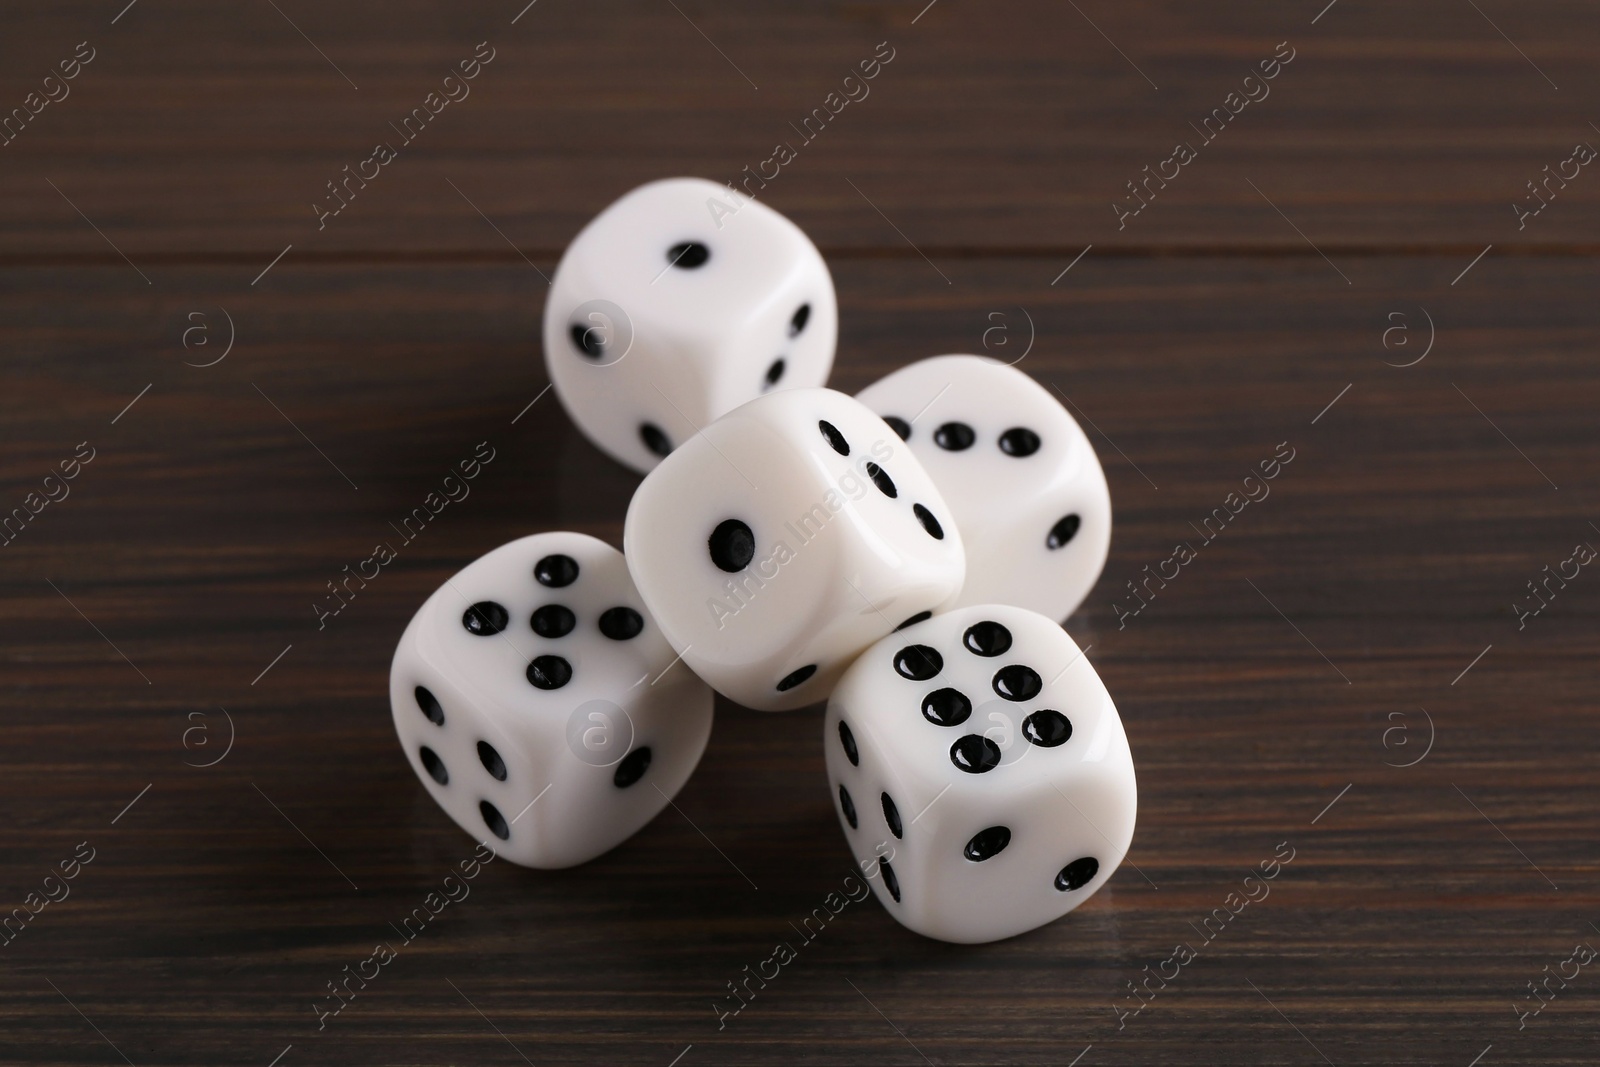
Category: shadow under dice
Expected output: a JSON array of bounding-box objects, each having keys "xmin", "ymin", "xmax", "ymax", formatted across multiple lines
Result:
[
  {"xmin": 825, "ymin": 604, "xmax": 1136, "ymax": 943},
  {"xmin": 857, "ymin": 354, "xmax": 1112, "ymax": 623},
  {"xmin": 624, "ymin": 387, "xmax": 966, "ymax": 711},
  {"xmin": 543, "ymin": 177, "xmax": 838, "ymax": 474},
  {"xmin": 390, "ymin": 532, "xmax": 713, "ymax": 868}
]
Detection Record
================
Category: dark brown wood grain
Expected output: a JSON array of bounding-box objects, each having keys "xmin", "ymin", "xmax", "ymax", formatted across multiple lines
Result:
[
  {"xmin": 2, "ymin": 1, "xmax": 1600, "ymax": 257},
  {"xmin": 2, "ymin": 255, "xmax": 1596, "ymax": 1065},
  {"xmin": 1, "ymin": 3, "xmax": 1597, "ymax": 1065}
]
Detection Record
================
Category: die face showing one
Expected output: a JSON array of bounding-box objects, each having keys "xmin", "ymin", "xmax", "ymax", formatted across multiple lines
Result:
[
  {"xmin": 390, "ymin": 533, "xmax": 713, "ymax": 868},
  {"xmin": 624, "ymin": 388, "xmax": 966, "ymax": 712},
  {"xmin": 824, "ymin": 604, "xmax": 1136, "ymax": 943},
  {"xmin": 543, "ymin": 177, "xmax": 838, "ymax": 474},
  {"xmin": 856, "ymin": 355, "xmax": 1111, "ymax": 623}
]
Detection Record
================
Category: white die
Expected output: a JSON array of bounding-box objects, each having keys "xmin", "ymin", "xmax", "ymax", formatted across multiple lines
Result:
[
  {"xmin": 389, "ymin": 533, "xmax": 713, "ymax": 868},
  {"xmin": 543, "ymin": 177, "xmax": 838, "ymax": 473},
  {"xmin": 856, "ymin": 355, "xmax": 1112, "ymax": 622},
  {"xmin": 624, "ymin": 387, "xmax": 965, "ymax": 711},
  {"xmin": 824, "ymin": 604, "xmax": 1136, "ymax": 943}
]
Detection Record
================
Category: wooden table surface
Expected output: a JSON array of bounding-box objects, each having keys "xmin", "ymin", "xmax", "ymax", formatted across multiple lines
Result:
[{"xmin": 2, "ymin": 2, "xmax": 1597, "ymax": 1064}]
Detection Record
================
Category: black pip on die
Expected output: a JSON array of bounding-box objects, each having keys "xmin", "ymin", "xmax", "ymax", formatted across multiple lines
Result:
[
  {"xmin": 825, "ymin": 604, "xmax": 1136, "ymax": 942},
  {"xmin": 389, "ymin": 533, "xmax": 713, "ymax": 867}
]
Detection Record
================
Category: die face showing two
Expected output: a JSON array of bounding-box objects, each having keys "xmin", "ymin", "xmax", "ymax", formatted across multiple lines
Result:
[
  {"xmin": 390, "ymin": 533, "xmax": 713, "ymax": 868},
  {"xmin": 543, "ymin": 177, "xmax": 838, "ymax": 473},
  {"xmin": 856, "ymin": 355, "xmax": 1112, "ymax": 623},
  {"xmin": 825, "ymin": 604, "xmax": 1136, "ymax": 943},
  {"xmin": 624, "ymin": 388, "xmax": 966, "ymax": 711}
]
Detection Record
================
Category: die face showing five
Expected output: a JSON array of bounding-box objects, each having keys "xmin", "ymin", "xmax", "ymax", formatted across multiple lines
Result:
[
  {"xmin": 824, "ymin": 604, "xmax": 1136, "ymax": 943},
  {"xmin": 543, "ymin": 177, "xmax": 838, "ymax": 474},
  {"xmin": 390, "ymin": 533, "xmax": 713, "ymax": 868},
  {"xmin": 856, "ymin": 355, "xmax": 1112, "ymax": 623},
  {"xmin": 624, "ymin": 388, "xmax": 966, "ymax": 712}
]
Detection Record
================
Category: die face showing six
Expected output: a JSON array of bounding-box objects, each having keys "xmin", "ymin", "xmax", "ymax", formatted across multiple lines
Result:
[
  {"xmin": 856, "ymin": 355, "xmax": 1112, "ymax": 623},
  {"xmin": 824, "ymin": 604, "xmax": 1136, "ymax": 943},
  {"xmin": 624, "ymin": 388, "xmax": 966, "ymax": 711},
  {"xmin": 543, "ymin": 178, "xmax": 838, "ymax": 473},
  {"xmin": 390, "ymin": 533, "xmax": 713, "ymax": 868}
]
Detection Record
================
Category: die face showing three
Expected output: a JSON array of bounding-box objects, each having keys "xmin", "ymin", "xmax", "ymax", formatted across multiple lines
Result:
[
  {"xmin": 390, "ymin": 532, "xmax": 713, "ymax": 868},
  {"xmin": 856, "ymin": 355, "xmax": 1112, "ymax": 623},
  {"xmin": 543, "ymin": 177, "xmax": 838, "ymax": 474},
  {"xmin": 624, "ymin": 388, "xmax": 966, "ymax": 711},
  {"xmin": 825, "ymin": 604, "xmax": 1136, "ymax": 943}
]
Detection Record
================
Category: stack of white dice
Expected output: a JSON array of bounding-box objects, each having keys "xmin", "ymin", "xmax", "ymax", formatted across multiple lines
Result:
[{"xmin": 389, "ymin": 179, "xmax": 1136, "ymax": 944}]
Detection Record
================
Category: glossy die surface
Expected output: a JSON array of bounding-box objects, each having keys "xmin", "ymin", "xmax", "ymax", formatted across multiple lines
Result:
[
  {"xmin": 856, "ymin": 355, "xmax": 1111, "ymax": 622},
  {"xmin": 824, "ymin": 604, "xmax": 1136, "ymax": 943},
  {"xmin": 390, "ymin": 533, "xmax": 713, "ymax": 868},
  {"xmin": 624, "ymin": 387, "xmax": 965, "ymax": 711},
  {"xmin": 543, "ymin": 177, "xmax": 837, "ymax": 473}
]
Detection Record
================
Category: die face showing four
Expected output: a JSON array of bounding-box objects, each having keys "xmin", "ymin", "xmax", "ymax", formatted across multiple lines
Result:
[
  {"xmin": 624, "ymin": 388, "xmax": 966, "ymax": 711},
  {"xmin": 390, "ymin": 533, "xmax": 713, "ymax": 868},
  {"xmin": 824, "ymin": 604, "xmax": 1136, "ymax": 943},
  {"xmin": 543, "ymin": 177, "xmax": 838, "ymax": 473},
  {"xmin": 856, "ymin": 355, "xmax": 1112, "ymax": 623}
]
